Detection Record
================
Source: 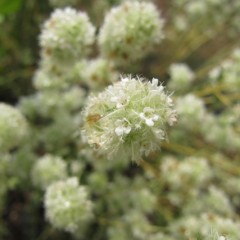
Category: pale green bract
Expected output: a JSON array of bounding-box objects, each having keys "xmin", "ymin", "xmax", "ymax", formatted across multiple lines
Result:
[{"xmin": 82, "ymin": 76, "xmax": 177, "ymax": 162}]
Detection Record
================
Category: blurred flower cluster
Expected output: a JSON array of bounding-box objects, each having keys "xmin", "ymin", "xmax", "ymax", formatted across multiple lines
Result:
[{"xmin": 0, "ymin": 0, "xmax": 239, "ymax": 239}]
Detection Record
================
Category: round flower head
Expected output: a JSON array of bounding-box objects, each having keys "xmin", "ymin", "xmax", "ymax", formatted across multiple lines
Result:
[
  {"xmin": 0, "ymin": 103, "xmax": 28, "ymax": 152},
  {"xmin": 31, "ymin": 154, "xmax": 68, "ymax": 190},
  {"xmin": 168, "ymin": 63, "xmax": 194, "ymax": 93},
  {"xmin": 45, "ymin": 177, "xmax": 93, "ymax": 234},
  {"xmin": 98, "ymin": 1, "xmax": 164, "ymax": 64},
  {"xmin": 160, "ymin": 156, "xmax": 212, "ymax": 206},
  {"xmin": 82, "ymin": 76, "xmax": 177, "ymax": 162},
  {"xmin": 40, "ymin": 7, "xmax": 95, "ymax": 62}
]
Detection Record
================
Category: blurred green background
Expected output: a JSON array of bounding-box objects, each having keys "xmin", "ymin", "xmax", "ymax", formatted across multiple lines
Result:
[{"xmin": 0, "ymin": 0, "xmax": 50, "ymax": 104}]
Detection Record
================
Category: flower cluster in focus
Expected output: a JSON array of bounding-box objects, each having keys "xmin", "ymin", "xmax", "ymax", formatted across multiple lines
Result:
[{"xmin": 83, "ymin": 76, "xmax": 177, "ymax": 162}]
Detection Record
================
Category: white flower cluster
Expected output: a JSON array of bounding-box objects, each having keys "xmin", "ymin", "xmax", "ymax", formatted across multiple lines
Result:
[
  {"xmin": 40, "ymin": 7, "xmax": 95, "ymax": 62},
  {"xmin": 35, "ymin": 113, "xmax": 81, "ymax": 154},
  {"xmin": 172, "ymin": 0, "xmax": 240, "ymax": 34},
  {"xmin": 168, "ymin": 63, "xmax": 194, "ymax": 93},
  {"xmin": 79, "ymin": 58, "xmax": 118, "ymax": 90},
  {"xmin": 33, "ymin": 59, "xmax": 75, "ymax": 89},
  {"xmin": 201, "ymin": 113, "xmax": 240, "ymax": 152},
  {"xmin": 183, "ymin": 185, "xmax": 234, "ymax": 217},
  {"xmin": 103, "ymin": 174, "xmax": 157, "ymax": 218},
  {"xmin": 20, "ymin": 87, "xmax": 85, "ymax": 118},
  {"xmin": 175, "ymin": 94, "xmax": 206, "ymax": 130},
  {"xmin": 82, "ymin": 76, "xmax": 177, "ymax": 162},
  {"xmin": 160, "ymin": 156, "xmax": 212, "ymax": 205},
  {"xmin": 171, "ymin": 213, "xmax": 240, "ymax": 239},
  {"xmin": 0, "ymin": 103, "xmax": 28, "ymax": 152},
  {"xmin": 98, "ymin": 1, "xmax": 164, "ymax": 64},
  {"xmin": 209, "ymin": 48, "xmax": 240, "ymax": 92},
  {"xmin": 183, "ymin": 0, "xmax": 234, "ymax": 17},
  {"xmin": 45, "ymin": 177, "xmax": 93, "ymax": 234},
  {"xmin": 161, "ymin": 156, "xmax": 211, "ymax": 189},
  {"xmin": 172, "ymin": 91, "xmax": 239, "ymax": 152},
  {"xmin": 107, "ymin": 210, "xmax": 159, "ymax": 240},
  {"xmin": 31, "ymin": 154, "xmax": 68, "ymax": 190}
]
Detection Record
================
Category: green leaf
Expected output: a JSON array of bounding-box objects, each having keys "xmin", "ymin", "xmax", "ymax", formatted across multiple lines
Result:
[{"xmin": 0, "ymin": 0, "xmax": 22, "ymax": 15}]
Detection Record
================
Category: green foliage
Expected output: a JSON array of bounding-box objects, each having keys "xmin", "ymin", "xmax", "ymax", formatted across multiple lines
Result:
[{"xmin": 0, "ymin": 0, "xmax": 22, "ymax": 15}]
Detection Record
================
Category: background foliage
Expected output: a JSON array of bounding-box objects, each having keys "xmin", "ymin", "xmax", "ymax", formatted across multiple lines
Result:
[{"xmin": 0, "ymin": 0, "xmax": 239, "ymax": 239}]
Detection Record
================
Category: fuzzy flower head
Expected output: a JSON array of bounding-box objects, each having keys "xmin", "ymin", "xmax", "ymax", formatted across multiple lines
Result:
[
  {"xmin": 45, "ymin": 177, "xmax": 93, "ymax": 234},
  {"xmin": 40, "ymin": 7, "xmax": 95, "ymax": 62},
  {"xmin": 0, "ymin": 103, "xmax": 28, "ymax": 152},
  {"xmin": 31, "ymin": 154, "xmax": 68, "ymax": 190},
  {"xmin": 82, "ymin": 76, "xmax": 177, "ymax": 162},
  {"xmin": 98, "ymin": 1, "xmax": 164, "ymax": 64}
]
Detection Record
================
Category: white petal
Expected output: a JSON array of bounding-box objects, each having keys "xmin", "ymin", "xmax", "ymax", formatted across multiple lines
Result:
[
  {"xmin": 124, "ymin": 126, "xmax": 131, "ymax": 134},
  {"xmin": 152, "ymin": 78, "xmax": 158, "ymax": 87},
  {"xmin": 115, "ymin": 127, "xmax": 124, "ymax": 136},
  {"xmin": 146, "ymin": 119, "xmax": 154, "ymax": 126},
  {"xmin": 122, "ymin": 77, "xmax": 129, "ymax": 83}
]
